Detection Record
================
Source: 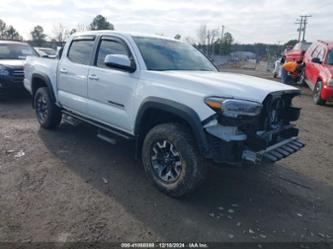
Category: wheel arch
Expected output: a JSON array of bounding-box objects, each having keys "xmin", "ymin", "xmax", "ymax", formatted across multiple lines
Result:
[
  {"xmin": 134, "ymin": 97, "xmax": 210, "ymax": 157},
  {"xmin": 31, "ymin": 73, "xmax": 56, "ymax": 108}
]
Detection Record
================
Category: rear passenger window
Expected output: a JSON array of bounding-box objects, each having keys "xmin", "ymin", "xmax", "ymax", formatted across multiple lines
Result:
[
  {"xmin": 68, "ymin": 40, "xmax": 94, "ymax": 65},
  {"xmin": 96, "ymin": 40, "xmax": 129, "ymax": 68}
]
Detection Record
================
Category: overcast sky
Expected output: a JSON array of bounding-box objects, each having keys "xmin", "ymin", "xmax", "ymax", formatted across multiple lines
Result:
[{"xmin": 0, "ymin": 0, "xmax": 332, "ymax": 44}]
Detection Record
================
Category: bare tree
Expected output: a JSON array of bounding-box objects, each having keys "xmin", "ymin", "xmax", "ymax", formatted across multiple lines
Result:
[
  {"xmin": 197, "ymin": 24, "xmax": 207, "ymax": 46},
  {"xmin": 206, "ymin": 28, "xmax": 219, "ymax": 56},
  {"xmin": 52, "ymin": 23, "xmax": 70, "ymax": 44},
  {"xmin": 75, "ymin": 23, "xmax": 89, "ymax": 32}
]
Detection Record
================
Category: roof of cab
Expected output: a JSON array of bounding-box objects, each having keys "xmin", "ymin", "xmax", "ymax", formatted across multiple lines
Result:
[
  {"xmin": 71, "ymin": 30, "xmax": 179, "ymax": 42},
  {"xmin": 318, "ymin": 40, "xmax": 333, "ymax": 49}
]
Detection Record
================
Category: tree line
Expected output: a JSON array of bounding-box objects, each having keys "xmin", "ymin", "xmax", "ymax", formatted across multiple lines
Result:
[
  {"xmin": 0, "ymin": 15, "xmax": 114, "ymax": 47},
  {"xmin": 1, "ymin": 15, "xmax": 295, "ymax": 58}
]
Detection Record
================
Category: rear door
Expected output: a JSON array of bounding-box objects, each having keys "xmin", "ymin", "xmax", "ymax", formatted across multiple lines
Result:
[
  {"xmin": 87, "ymin": 35, "xmax": 138, "ymax": 133},
  {"xmin": 57, "ymin": 36, "xmax": 96, "ymax": 115},
  {"xmin": 309, "ymin": 46, "xmax": 326, "ymax": 85},
  {"xmin": 305, "ymin": 45, "xmax": 320, "ymax": 86}
]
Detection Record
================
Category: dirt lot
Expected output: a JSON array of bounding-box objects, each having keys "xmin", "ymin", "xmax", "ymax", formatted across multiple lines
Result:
[{"xmin": 1, "ymin": 73, "xmax": 333, "ymax": 245}]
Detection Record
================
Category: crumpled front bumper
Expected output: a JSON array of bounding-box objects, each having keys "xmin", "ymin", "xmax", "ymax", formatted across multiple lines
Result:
[{"xmin": 242, "ymin": 137, "xmax": 305, "ymax": 164}]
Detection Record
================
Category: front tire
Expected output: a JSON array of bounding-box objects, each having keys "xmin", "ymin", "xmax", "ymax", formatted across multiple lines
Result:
[
  {"xmin": 142, "ymin": 123, "xmax": 206, "ymax": 197},
  {"xmin": 34, "ymin": 87, "xmax": 62, "ymax": 129},
  {"xmin": 313, "ymin": 81, "xmax": 326, "ymax": 105}
]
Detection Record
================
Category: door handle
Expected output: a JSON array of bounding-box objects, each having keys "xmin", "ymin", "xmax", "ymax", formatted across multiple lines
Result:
[
  {"xmin": 60, "ymin": 68, "xmax": 68, "ymax": 74},
  {"xmin": 88, "ymin": 74, "xmax": 99, "ymax": 80}
]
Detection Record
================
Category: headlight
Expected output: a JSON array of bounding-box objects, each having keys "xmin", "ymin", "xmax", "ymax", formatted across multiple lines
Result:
[
  {"xmin": 0, "ymin": 65, "xmax": 9, "ymax": 76},
  {"xmin": 327, "ymin": 79, "xmax": 333, "ymax": 87},
  {"xmin": 205, "ymin": 97, "xmax": 263, "ymax": 118}
]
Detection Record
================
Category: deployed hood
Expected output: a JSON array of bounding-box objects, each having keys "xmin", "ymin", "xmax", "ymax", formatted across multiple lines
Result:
[
  {"xmin": 143, "ymin": 71, "xmax": 299, "ymax": 103},
  {"xmin": 0, "ymin": 59, "xmax": 25, "ymax": 68}
]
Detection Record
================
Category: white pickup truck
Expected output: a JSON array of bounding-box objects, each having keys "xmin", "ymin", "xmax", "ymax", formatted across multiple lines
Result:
[{"xmin": 24, "ymin": 31, "xmax": 304, "ymax": 196}]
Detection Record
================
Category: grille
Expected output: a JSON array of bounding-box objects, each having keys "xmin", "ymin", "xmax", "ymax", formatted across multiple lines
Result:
[
  {"xmin": 11, "ymin": 69, "xmax": 24, "ymax": 84},
  {"xmin": 260, "ymin": 92, "xmax": 298, "ymax": 131}
]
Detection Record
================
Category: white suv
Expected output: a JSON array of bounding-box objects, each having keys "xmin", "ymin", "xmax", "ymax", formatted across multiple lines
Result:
[{"xmin": 24, "ymin": 31, "xmax": 304, "ymax": 196}]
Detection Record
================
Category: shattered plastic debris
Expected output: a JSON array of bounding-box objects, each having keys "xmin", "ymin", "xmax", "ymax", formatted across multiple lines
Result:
[
  {"xmin": 317, "ymin": 233, "xmax": 326, "ymax": 238},
  {"xmin": 297, "ymin": 213, "xmax": 303, "ymax": 217},
  {"xmin": 259, "ymin": 234, "xmax": 267, "ymax": 239},
  {"xmin": 208, "ymin": 213, "xmax": 215, "ymax": 218},
  {"xmin": 102, "ymin": 177, "xmax": 108, "ymax": 184},
  {"xmin": 228, "ymin": 234, "xmax": 234, "ymax": 239},
  {"xmin": 228, "ymin": 209, "xmax": 235, "ymax": 214},
  {"xmin": 14, "ymin": 150, "xmax": 25, "ymax": 158}
]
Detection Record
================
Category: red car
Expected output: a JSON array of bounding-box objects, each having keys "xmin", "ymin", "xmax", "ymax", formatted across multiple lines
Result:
[
  {"xmin": 303, "ymin": 40, "xmax": 333, "ymax": 105},
  {"xmin": 285, "ymin": 42, "xmax": 311, "ymax": 63}
]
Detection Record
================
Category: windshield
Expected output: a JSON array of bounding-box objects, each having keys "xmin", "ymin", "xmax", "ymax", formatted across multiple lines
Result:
[
  {"xmin": 133, "ymin": 36, "xmax": 217, "ymax": 71},
  {"xmin": 327, "ymin": 50, "xmax": 333, "ymax": 66},
  {"xmin": 0, "ymin": 43, "xmax": 37, "ymax": 60}
]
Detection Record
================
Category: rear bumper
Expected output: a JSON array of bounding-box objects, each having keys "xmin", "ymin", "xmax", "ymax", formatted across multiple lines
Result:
[{"xmin": 242, "ymin": 137, "xmax": 305, "ymax": 163}]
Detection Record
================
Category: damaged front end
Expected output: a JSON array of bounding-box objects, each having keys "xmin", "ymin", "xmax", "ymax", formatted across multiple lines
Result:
[{"xmin": 203, "ymin": 90, "xmax": 305, "ymax": 164}]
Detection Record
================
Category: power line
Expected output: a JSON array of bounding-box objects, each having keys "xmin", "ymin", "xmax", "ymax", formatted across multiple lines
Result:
[
  {"xmin": 295, "ymin": 15, "xmax": 312, "ymax": 42},
  {"xmin": 301, "ymin": 15, "xmax": 312, "ymax": 42}
]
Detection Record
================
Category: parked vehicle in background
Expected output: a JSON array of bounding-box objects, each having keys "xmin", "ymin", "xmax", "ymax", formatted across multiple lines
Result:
[
  {"xmin": 0, "ymin": 41, "xmax": 38, "ymax": 94},
  {"xmin": 285, "ymin": 41, "xmax": 312, "ymax": 63},
  {"xmin": 34, "ymin": 47, "xmax": 57, "ymax": 58},
  {"xmin": 303, "ymin": 40, "xmax": 333, "ymax": 105},
  {"xmin": 24, "ymin": 31, "xmax": 304, "ymax": 196}
]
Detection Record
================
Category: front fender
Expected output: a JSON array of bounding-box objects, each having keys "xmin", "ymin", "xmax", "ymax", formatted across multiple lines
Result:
[{"xmin": 135, "ymin": 97, "xmax": 210, "ymax": 155}]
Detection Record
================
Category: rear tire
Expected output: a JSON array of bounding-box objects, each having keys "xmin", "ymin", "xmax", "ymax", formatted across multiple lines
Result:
[
  {"xmin": 313, "ymin": 81, "xmax": 326, "ymax": 105},
  {"xmin": 34, "ymin": 87, "xmax": 62, "ymax": 129},
  {"xmin": 142, "ymin": 123, "xmax": 206, "ymax": 197}
]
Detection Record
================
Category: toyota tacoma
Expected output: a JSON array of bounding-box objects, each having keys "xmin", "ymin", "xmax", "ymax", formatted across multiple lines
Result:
[{"xmin": 24, "ymin": 31, "xmax": 304, "ymax": 196}]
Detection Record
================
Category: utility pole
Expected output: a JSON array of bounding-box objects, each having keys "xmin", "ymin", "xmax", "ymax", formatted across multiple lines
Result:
[
  {"xmin": 301, "ymin": 15, "xmax": 312, "ymax": 41},
  {"xmin": 295, "ymin": 16, "xmax": 303, "ymax": 42},
  {"xmin": 295, "ymin": 15, "xmax": 312, "ymax": 42},
  {"xmin": 221, "ymin": 25, "xmax": 225, "ymax": 40}
]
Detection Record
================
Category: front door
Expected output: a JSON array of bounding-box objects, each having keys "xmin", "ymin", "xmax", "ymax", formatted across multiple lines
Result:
[{"xmin": 87, "ymin": 36, "xmax": 138, "ymax": 133}]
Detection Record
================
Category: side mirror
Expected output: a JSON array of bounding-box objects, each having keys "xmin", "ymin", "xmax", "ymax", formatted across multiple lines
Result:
[
  {"xmin": 104, "ymin": 54, "xmax": 135, "ymax": 72},
  {"xmin": 311, "ymin": 57, "xmax": 321, "ymax": 64}
]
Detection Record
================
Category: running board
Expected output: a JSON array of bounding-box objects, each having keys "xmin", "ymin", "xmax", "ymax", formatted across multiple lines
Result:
[
  {"xmin": 97, "ymin": 129, "xmax": 117, "ymax": 145},
  {"xmin": 242, "ymin": 137, "xmax": 305, "ymax": 164},
  {"xmin": 63, "ymin": 114, "xmax": 81, "ymax": 126},
  {"xmin": 62, "ymin": 110, "xmax": 133, "ymax": 140}
]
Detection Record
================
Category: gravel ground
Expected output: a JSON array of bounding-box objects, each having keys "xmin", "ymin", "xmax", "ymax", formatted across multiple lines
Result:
[{"xmin": 0, "ymin": 77, "xmax": 333, "ymax": 246}]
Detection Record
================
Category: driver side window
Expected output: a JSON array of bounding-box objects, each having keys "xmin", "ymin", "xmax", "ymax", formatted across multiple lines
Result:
[
  {"xmin": 96, "ymin": 39, "xmax": 129, "ymax": 68},
  {"xmin": 317, "ymin": 47, "xmax": 326, "ymax": 62}
]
